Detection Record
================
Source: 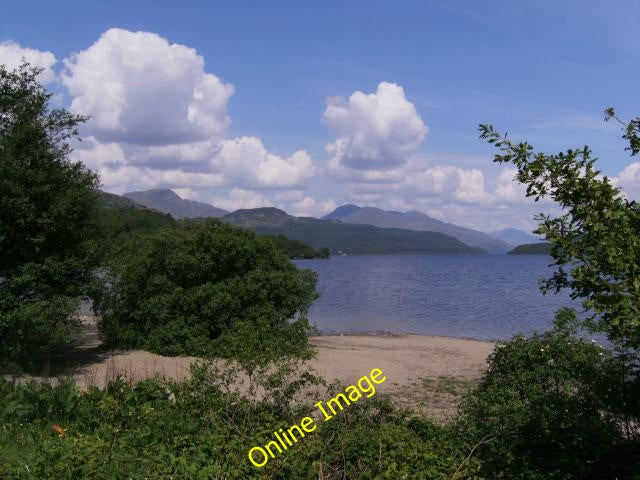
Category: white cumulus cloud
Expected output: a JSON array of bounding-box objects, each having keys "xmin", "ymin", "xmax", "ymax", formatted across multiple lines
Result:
[
  {"xmin": 613, "ymin": 162, "xmax": 640, "ymax": 200},
  {"xmin": 60, "ymin": 28, "xmax": 318, "ymax": 209},
  {"xmin": 62, "ymin": 28, "xmax": 234, "ymax": 146},
  {"xmin": 0, "ymin": 41, "xmax": 57, "ymax": 83},
  {"xmin": 213, "ymin": 136, "xmax": 315, "ymax": 189},
  {"xmin": 324, "ymin": 82, "xmax": 427, "ymax": 171},
  {"xmin": 208, "ymin": 188, "xmax": 272, "ymax": 211}
]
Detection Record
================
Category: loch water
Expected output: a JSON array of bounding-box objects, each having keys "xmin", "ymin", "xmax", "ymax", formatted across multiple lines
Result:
[{"xmin": 294, "ymin": 254, "xmax": 578, "ymax": 341}]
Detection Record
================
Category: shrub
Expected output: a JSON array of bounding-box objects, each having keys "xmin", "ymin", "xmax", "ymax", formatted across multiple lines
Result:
[
  {"xmin": 457, "ymin": 315, "xmax": 639, "ymax": 480},
  {"xmin": 93, "ymin": 218, "xmax": 318, "ymax": 364}
]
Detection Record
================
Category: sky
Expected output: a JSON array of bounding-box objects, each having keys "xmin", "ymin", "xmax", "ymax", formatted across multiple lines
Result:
[{"xmin": 1, "ymin": 0, "xmax": 638, "ymax": 231}]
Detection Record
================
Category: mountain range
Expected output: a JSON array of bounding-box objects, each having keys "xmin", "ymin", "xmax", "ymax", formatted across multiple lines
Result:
[
  {"xmin": 223, "ymin": 207, "xmax": 484, "ymax": 255},
  {"xmin": 322, "ymin": 204, "xmax": 511, "ymax": 253},
  {"xmin": 105, "ymin": 188, "xmax": 538, "ymax": 255}
]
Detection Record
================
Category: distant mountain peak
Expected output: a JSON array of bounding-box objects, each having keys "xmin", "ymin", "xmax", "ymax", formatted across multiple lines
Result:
[
  {"xmin": 123, "ymin": 189, "xmax": 228, "ymax": 219},
  {"xmin": 139, "ymin": 188, "xmax": 181, "ymax": 198},
  {"xmin": 322, "ymin": 204, "xmax": 362, "ymax": 220},
  {"xmin": 232, "ymin": 207, "xmax": 289, "ymax": 217}
]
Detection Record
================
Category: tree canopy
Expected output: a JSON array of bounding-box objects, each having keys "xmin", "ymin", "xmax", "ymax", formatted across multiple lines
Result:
[{"xmin": 0, "ymin": 63, "xmax": 99, "ymax": 372}]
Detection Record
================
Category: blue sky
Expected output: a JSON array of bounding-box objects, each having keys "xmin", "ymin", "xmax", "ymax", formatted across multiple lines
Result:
[{"xmin": 1, "ymin": 0, "xmax": 638, "ymax": 231}]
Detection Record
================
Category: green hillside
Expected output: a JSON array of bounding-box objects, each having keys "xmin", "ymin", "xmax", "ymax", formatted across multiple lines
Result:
[
  {"xmin": 223, "ymin": 208, "xmax": 485, "ymax": 255},
  {"xmin": 507, "ymin": 243, "xmax": 552, "ymax": 255}
]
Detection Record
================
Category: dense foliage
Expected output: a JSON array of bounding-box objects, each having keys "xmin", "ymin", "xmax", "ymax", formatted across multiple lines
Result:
[
  {"xmin": 476, "ymin": 114, "xmax": 640, "ymax": 479},
  {"xmin": 93, "ymin": 218, "xmax": 319, "ymax": 365},
  {"xmin": 0, "ymin": 64, "xmax": 98, "ymax": 372},
  {"xmin": 264, "ymin": 234, "xmax": 330, "ymax": 259},
  {"xmin": 90, "ymin": 205, "xmax": 175, "ymax": 263},
  {"xmin": 458, "ymin": 313, "xmax": 639, "ymax": 479},
  {"xmin": 0, "ymin": 366, "xmax": 478, "ymax": 479}
]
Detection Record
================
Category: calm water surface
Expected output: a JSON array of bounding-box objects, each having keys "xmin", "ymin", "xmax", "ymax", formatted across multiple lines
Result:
[{"xmin": 294, "ymin": 255, "xmax": 577, "ymax": 341}]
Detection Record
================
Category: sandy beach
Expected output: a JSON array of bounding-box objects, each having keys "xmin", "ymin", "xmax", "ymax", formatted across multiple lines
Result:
[
  {"xmin": 11, "ymin": 317, "xmax": 496, "ymax": 421},
  {"xmin": 310, "ymin": 334, "xmax": 493, "ymax": 385}
]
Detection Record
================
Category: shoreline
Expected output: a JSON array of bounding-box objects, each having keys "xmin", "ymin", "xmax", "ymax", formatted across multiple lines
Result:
[
  {"xmin": 312, "ymin": 330, "xmax": 499, "ymax": 344},
  {"xmin": 8, "ymin": 323, "xmax": 496, "ymax": 421}
]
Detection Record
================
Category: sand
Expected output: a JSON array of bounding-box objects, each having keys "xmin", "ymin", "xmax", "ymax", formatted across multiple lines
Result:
[
  {"xmin": 309, "ymin": 335, "xmax": 494, "ymax": 420},
  {"xmin": 9, "ymin": 317, "xmax": 496, "ymax": 421},
  {"xmin": 310, "ymin": 334, "xmax": 493, "ymax": 385}
]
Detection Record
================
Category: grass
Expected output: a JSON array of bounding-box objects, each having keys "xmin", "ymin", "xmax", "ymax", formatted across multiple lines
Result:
[{"xmin": 395, "ymin": 376, "xmax": 480, "ymax": 423}]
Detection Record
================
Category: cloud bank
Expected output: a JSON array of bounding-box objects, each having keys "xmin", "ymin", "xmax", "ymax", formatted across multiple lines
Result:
[
  {"xmin": 2, "ymin": 35, "xmax": 637, "ymax": 228},
  {"xmin": 54, "ymin": 29, "xmax": 317, "ymax": 212}
]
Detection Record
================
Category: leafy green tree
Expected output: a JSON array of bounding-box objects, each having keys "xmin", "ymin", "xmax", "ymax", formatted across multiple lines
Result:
[
  {"xmin": 90, "ymin": 205, "xmax": 175, "ymax": 264},
  {"xmin": 0, "ymin": 63, "xmax": 99, "ymax": 372},
  {"xmin": 93, "ymin": 218, "xmax": 318, "ymax": 366},
  {"xmin": 474, "ymin": 115, "xmax": 640, "ymax": 478},
  {"xmin": 262, "ymin": 234, "xmax": 322, "ymax": 259},
  {"xmin": 480, "ymin": 114, "xmax": 640, "ymax": 350}
]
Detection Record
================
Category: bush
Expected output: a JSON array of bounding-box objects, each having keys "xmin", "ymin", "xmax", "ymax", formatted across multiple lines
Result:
[
  {"xmin": 481, "ymin": 118, "xmax": 640, "ymax": 350},
  {"xmin": 457, "ymin": 314, "xmax": 639, "ymax": 480},
  {"xmin": 280, "ymin": 394, "xmax": 478, "ymax": 479},
  {"xmin": 93, "ymin": 218, "xmax": 318, "ymax": 365}
]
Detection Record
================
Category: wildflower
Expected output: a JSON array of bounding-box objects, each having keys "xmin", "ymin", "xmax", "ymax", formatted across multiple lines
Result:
[{"xmin": 52, "ymin": 424, "xmax": 67, "ymax": 437}]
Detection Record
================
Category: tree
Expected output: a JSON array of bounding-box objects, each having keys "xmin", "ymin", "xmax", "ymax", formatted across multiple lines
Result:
[
  {"xmin": 0, "ymin": 63, "xmax": 99, "ymax": 372},
  {"xmin": 93, "ymin": 218, "xmax": 318, "ymax": 367},
  {"xmin": 479, "ymin": 113, "xmax": 640, "ymax": 350},
  {"xmin": 475, "ymin": 114, "xmax": 640, "ymax": 477}
]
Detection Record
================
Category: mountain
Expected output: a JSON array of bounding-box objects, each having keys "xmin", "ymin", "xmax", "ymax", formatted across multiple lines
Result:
[
  {"xmin": 223, "ymin": 208, "xmax": 485, "ymax": 255},
  {"xmin": 123, "ymin": 189, "xmax": 228, "ymax": 219},
  {"xmin": 98, "ymin": 190, "xmax": 146, "ymax": 209},
  {"xmin": 322, "ymin": 204, "xmax": 362, "ymax": 220},
  {"xmin": 222, "ymin": 207, "xmax": 289, "ymax": 228},
  {"xmin": 489, "ymin": 228, "xmax": 541, "ymax": 247},
  {"xmin": 507, "ymin": 243, "xmax": 552, "ymax": 255},
  {"xmin": 322, "ymin": 205, "xmax": 510, "ymax": 254}
]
